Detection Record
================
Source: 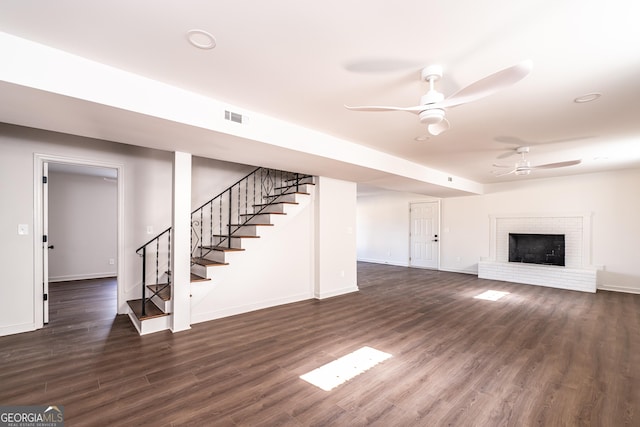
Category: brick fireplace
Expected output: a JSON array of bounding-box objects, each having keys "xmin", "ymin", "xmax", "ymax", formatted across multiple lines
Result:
[{"xmin": 478, "ymin": 213, "xmax": 597, "ymax": 292}]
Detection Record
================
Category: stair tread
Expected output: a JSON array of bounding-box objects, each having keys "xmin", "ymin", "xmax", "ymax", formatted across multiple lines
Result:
[
  {"xmin": 191, "ymin": 273, "xmax": 210, "ymax": 282},
  {"xmin": 146, "ymin": 284, "xmax": 171, "ymax": 301},
  {"xmin": 285, "ymin": 177, "xmax": 314, "ymax": 183},
  {"xmin": 127, "ymin": 299, "xmax": 168, "ymax": 321},
  {"xmin": 199, "ymin": 246, "xmax": 245, "ymax": 252},
  {"xmin": 276, "ymin": 183, "xmax": 315, "ymax": 190},
  {"xmin": 253, "ymin": 202, "xmax": 299, "ymax": 207},
  {"xmin": 212, "ymin": 234, "xmax": 260, "ymax": 238},
  {"xmin": 192, "ymin": 257, "xmax": 228, "ymax": 267},
  {"xmin": 162, "ymin": 271, "xmax": 212, "ymax": 282},
  {"xmin": 264, "ymin": 192, "xmax": 310, "ymax": 199},
  {"xmin": 240, "ymin": 212, "xmax": 286, "ymax": 216},
  {"xmin": 228, "ymin": 223, "xmax": 274, "ymax": 227}
]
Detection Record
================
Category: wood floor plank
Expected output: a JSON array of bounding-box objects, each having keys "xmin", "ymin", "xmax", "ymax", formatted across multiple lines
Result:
[{"xmin": 1, "ymin": 266, "xmax": 639, "ymax": 426}]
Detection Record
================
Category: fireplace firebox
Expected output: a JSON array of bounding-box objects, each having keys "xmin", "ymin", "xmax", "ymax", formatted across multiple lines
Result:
[{"xmin": 508, "ymin": 233, "xmax": 565, "ymax": 266}]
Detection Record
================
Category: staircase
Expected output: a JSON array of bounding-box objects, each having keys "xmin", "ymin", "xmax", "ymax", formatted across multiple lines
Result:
[{"xmin": 127, "ymin": 167, "xmax": 314, "ymax": 335}]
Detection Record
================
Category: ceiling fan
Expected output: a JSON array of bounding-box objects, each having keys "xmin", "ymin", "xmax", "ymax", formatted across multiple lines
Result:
[
  {"xmin": 492, "ymin": 146, "xmax": 582, "ymax": 177},
  {"xmin": 495, "ymin": 135, "xmax": 592, "ymax": 159},
  {"xmin": 345, "ymin": 60, "xmax": 532, "ymax": 136}
]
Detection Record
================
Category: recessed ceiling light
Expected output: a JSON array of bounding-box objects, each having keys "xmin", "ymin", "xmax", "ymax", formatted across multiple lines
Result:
[
  {"xmin": 574, "ymin": 92, "xmax": 601, "ymax": 103},
  {"xmin": 414, "ymin": 135, "xmax": 430, "ymax": 142},
  {"xmin": 187, "ymin": 29, "xmax": 216, "ymax": 50}
]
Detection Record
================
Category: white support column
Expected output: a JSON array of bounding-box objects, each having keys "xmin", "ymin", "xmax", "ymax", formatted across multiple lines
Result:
[
  {"xmin": 314, "ymin": 176, "xmax": 359, "ymax": 299},
  {"xmin": 171, "ymin": 151, "xmax": 192, "ymax": 332}
]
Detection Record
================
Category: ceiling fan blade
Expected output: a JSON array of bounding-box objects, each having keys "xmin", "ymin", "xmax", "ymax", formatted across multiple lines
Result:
[
  {"xmin": 435, "ymin": 60, "xmax": 532, "ymax": 109},
  {"xmin": 492, "ymin": 169, "xmax": 517, "ymax": 177},
  {"xmin": 497, "ymin": 151, "xmax": 518, "ymax": 159},
  {"xmin": 496, "ymin": 135, "xmax": 593, "ymax": 146},
  {"xmin": 344, "ymin": 104, "xmax": 424, "ymax": 113},
  {"xmin": 492, "ymin": 163, "xmax": 512, "ymax": 168},
  {"xmin": 531, "ymin": 159, "xmax": 582, "ymax": 169},
  {"xmin": 428, "ymin": 118, "xmax": 450, "ymax": 136}
]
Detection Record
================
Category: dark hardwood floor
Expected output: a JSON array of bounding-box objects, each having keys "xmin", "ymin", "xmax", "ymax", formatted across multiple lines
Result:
[{"xmin": 1, "ymin": 264, "xmax": 639, "ymax": 426}]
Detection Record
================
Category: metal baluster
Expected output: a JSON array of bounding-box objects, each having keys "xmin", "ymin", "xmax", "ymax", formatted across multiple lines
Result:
[
  {"xmin": 228, "ymin": 187, "xmax": 233, "ymax": 248},
  {"xmin": 199, "ymin": 208, "xmax": 203, "ymax": 258},
  {"xmin": 255, "ymin": 173, "xmax": 258, "ymax": 212},
  {"xmin": 155, "ymin": 238, "xmax": 160, "ymax": 289},
  {"xmin": 236, "ymin": 183, "xmax": 240, "ymax": 245},
  {"xmin": 209, "ymin": 202, "xmax": 215, "ymax": 246},
  {"xmin": 141, "ymin": 246, "xmax": 146, "ymax": 316},
  {"xmin": 167, "ymin": 230, "xmax": 171, "ymax": 286}
]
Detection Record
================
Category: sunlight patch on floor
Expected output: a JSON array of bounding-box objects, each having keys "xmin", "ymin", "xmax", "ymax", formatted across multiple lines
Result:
[
  {"xmin": 300, "ymin": 346, "xmax": 392, "ymax": 391},
  {"xmin": 474, "ymin": 290, "xmax": 510, "ymax": 301}
]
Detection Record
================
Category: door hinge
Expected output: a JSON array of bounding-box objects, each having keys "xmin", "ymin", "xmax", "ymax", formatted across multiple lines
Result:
[
  {"xmin": 43, "ymin": 235, "xmax": 48, "ymax": 243},
  {"xmin": 43, "ymin": 176, "xmax": 48, "ymax": 184},
  {"xmin": 43, "ymin": 293, "xmax": 48, "ymax": 301}
]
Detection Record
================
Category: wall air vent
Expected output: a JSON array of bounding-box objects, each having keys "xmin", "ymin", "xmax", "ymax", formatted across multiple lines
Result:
[{"xmin": 224, "ymin": 110, "xmax": 243, "ymax": 124}]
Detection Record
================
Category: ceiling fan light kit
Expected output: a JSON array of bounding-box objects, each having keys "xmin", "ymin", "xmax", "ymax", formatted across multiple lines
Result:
[{"xmin": 345, "ymin": 60, "xmax": 533, "ymax": 137}]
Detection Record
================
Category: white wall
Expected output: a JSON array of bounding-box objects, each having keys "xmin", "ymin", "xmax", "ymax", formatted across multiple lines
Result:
[
  {"xmin": 357, "ymin": 168, "xmax": 640, "ymax": 293},
  {"xmin": 191, "ymin": 156, "xmax": 255, "ymax": 209},
  {"xmin": 357, "ymin": 189, "xmax": 438, "ymax": 266},
  {"xmin": 191, "ymin": 177, "xmax": 360, "ymax": 323},
  {"xmin": 191, "ymin": 191, "xmax": 316, "ymax": 323},
  {"xmin": 0, "ymin": 123, "xmax": 254, "ymax": 336},
  {"xmin": 315, "ymin": 177, "xmax": 358, "ymax": 298},
  {"xmin": 48, "ymin": 170, "xmax": 117, "ymax": 281}
]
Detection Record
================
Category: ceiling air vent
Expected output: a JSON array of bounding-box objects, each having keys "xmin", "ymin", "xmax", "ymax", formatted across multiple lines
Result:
[{"xmin": 224, "ymin": 110, "xmax": 243, "ymax": 124}]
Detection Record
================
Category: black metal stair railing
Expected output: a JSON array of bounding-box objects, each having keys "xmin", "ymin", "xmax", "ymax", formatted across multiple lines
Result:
[
  {"xmin": 135, "ymin": 167, "xmax": 311, "ymax": 318},
  {"xmin": 191, "ymin": 167, "xmax": 310, "ymax": 261},
  {"xmin": 135, "ymin": 227, "xmax": 171, "ymax": 317}
]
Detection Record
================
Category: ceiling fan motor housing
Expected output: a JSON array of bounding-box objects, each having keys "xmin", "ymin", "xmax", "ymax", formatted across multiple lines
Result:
[{"xmin": 419, "ymin": 108, "xmax": 445, "ymax": 125}]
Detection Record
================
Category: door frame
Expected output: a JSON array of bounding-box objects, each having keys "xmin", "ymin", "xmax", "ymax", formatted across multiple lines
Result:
[
  {"xmin": 33, "ymin": 153, "xmax": 125, "ymax": 329},
  {"xmin": 408, "ymin": 200, "xmax": 441, "ymax": 270}
]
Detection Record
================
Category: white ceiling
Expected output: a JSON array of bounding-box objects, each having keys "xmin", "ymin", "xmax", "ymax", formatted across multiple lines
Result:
[{"xmin": 1, "ymin": 0, "xmax": 639, "ymax": 195}]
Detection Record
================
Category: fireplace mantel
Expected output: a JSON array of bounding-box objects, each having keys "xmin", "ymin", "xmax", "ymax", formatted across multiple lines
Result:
[{"xmin": 479, "ymin": 213, "xmax": 597, "ymax": 293}]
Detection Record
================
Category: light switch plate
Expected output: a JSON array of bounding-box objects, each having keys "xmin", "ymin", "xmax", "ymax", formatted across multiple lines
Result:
[{"xmin": 18, "ymin": 224, "xmax": 29, "ymax": 235}]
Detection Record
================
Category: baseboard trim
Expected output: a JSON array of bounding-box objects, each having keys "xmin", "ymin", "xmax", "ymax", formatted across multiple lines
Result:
[
  {"xmin": 49, "ymin": 273, "xmax": 117, "ymax": 282},
  {"xmin": 438, "ymin": 267, "xmax": 477, "ymax": 275},
  {"xmin": 357, "ymin": 258, "xmax": 409, "ymax": 267},
  {"xmin": 0, "ymin": 322, "xmax": 36, "ymax": 337},
  {"xmin": 191, "ymin": 292, "xmax": 312, "ymax": 325},
  {"xmin": 598, "ymin": 284, "xmax": 640, "ymax": 294},
  {"xmin": 315, "ymin": 285, "xmax": 359, "ymax": 300}
]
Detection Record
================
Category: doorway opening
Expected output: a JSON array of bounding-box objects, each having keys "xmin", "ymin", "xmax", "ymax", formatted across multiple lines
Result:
[{"xmin": 34, "ymin": 154, "xmax": 124, "ymax": 329}]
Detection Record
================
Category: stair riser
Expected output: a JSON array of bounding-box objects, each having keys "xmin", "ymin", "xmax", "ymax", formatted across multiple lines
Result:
[
  {"xmin": 191, "ymin": 263, "xmax": 207, "ymax": 278},
  {"xmin": 233, "ymin": 225, "xmax": 260, "ymax": 235},
  {"xmin": 127, "ymin": 311, "xmax": 170, "ymax": 335},
  {"xmin": 264, "ymin": 193, "xmax": 300, "ymax": 204},
  {"xmin": 151, "ymin": 294, "xmax": 170, "ymax": 312},
  {"xmin": 208, "ymin": 251, "xmax": 227, "ymax": 264},
  {"xmin": 253, "ymin": 204, "xmax": 286, "ymax": 214},
  {"xmin": 243, "ymin": 214, "xmax": 275, "ymax": 225},
  {"xmin": 205, "ymin": 237, "xmax": 244, "ymax": 249},
  {"xmin": 278, "ymin": 183, "xmax": 314, "ymax": 192}
]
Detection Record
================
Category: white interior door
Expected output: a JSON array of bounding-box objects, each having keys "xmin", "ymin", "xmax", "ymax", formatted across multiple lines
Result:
[
  {"xmin": 409, "ymin": 201, "xmax": 440, "ymax": 269},
  {"xmin": 43, "ymin": 162, "xmax": 50, "ymax": 323}
]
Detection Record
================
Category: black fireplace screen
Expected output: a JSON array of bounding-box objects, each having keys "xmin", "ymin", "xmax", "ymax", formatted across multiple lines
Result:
[{"xmin": 508, "ymin": 233, "xmax": 565, "ymax": 266}]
